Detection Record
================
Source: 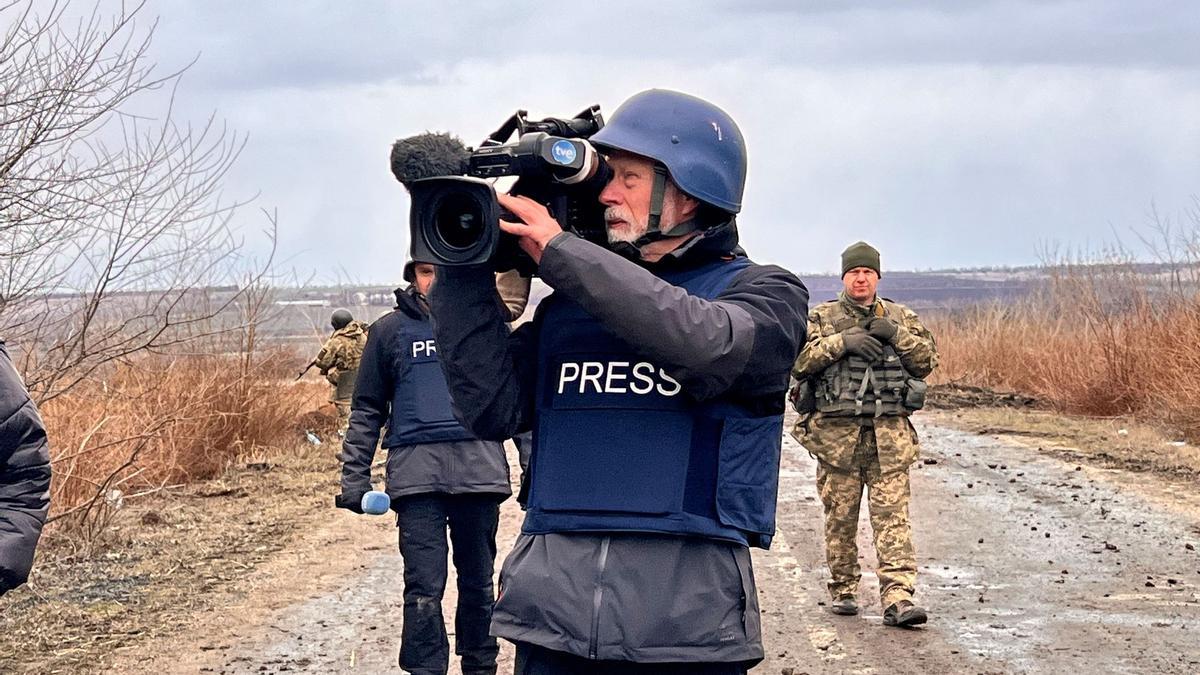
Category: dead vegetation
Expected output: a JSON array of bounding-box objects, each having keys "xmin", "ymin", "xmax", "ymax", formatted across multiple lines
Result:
[
  {"xmin": 926, "ymin": 383, "xmax": 1039, "ymax": 410},
  {"xmin": 0, "ymin": 426, "xmax": 342, "ymax": 674},
  {"xmin": 929, "ymin": 203, "xmax": 1200, "ymax": 442},
  {"xmin": 40, "ymin": 347, "xmax": 332, "ymax": 547},
  {"xmin": 1, "ymin": 0, "xmax": 304, "ymax": 543}
]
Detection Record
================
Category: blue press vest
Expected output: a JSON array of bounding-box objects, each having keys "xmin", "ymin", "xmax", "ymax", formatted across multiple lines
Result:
[
  {"xmin": 524, "ymin": 256, "xmax": 782, "ymax": 549},
  {"xmin": 382, "ymin": 314, "xmax": 476, "ymax": 448}
]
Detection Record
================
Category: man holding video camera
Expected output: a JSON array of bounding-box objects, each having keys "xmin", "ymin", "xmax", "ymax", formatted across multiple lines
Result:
[{"xmin": 428, "ymin": 90, "xmax": 808, "ymax": 673}]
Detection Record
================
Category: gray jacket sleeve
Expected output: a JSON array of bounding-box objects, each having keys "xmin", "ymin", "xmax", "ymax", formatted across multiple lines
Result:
[
  {"xmin": 430, "ymin": 235, "xmax": 808, "ymax": 436},
  {"xmin": 0, "ymin": 343, "xmax": 51, "ymax": 595},
  {"xmin": 429, "ymin": 266, "xmax": 538, "ymax": 441},
  {"xmin": 540, "ymin": 234, "xmax": 808, "ymax": 401}
]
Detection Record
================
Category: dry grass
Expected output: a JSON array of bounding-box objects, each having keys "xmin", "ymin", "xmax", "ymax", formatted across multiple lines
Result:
[
  {"xmin": 38, "ymin": 348, "xmax": 333, "ymax": 542},
  {"xmin": 926, "ymin": 408, "xmax": 1200, "ymax": 479},
  {"xmin": 0, "ymin": 431, "xmax": 343, "ymax": 674},
  {"xmin": 0, "ymin": 341, "xmax": 347, "ymax": 673},
  {"xmin": 930, "ymin": 267, "xmax": 1200, "ymax": 442}
]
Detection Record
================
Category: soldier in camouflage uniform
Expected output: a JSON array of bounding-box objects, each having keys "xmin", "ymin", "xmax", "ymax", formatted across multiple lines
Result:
[
  {"xmin": 790, "ymin": 241, "xmax": 938, "ymax": 628},
  {"xmin": 315, "ymin": 308, "xmax": 368, "ymax": 437}
]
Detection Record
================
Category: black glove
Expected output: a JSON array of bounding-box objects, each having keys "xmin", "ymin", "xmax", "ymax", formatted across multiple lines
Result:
[
  {"xmin": 841, "ymin": 327, "xmax": 884, "ymax": 361},
  {"xmin": 865, "ymin": 317, "xmax": 899, "ymax": 343},
  {"xmin": 334, "ymin": 490, "xmax": 366, "ymax": 514}
]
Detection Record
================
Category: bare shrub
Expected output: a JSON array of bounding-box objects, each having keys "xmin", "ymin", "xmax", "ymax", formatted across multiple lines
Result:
[
  {"xmin": 1, "ymin": 1, "xmax": 308, "ymax": 541},
  {"xmin": 932, "ymin": 204, "xmax": 1200, "ymax": 441},
  {"xmin": 0, "ymin": 0, "xmax": 270, "ymax": 402},
  {"xmin": 42, "ymin": 347, "xmax": 329, "ymax": 541}
]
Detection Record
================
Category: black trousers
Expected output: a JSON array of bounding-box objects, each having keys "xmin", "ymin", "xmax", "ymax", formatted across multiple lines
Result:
[
  {"xmin": 395, "ymin": 493, "xmax": 501, "ymax": 675},
  {"xmin": 514, "ymin": 642, "xmax": 751, "ymax": 675}
]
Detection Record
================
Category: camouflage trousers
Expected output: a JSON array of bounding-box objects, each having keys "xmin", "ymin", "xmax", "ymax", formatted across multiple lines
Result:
[
  {"xmin": 815, "ymin": 426, "xmax": 917, "ymax": 607},
  {"xmin": 333, "ymin": 397, "xmax": 351, "ymax": 438}
]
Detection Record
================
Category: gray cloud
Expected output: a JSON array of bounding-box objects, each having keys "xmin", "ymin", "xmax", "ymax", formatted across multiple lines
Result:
[
  {"xmin": 145, "ymin": 0, "xmax": 1200, "ymax": 94},
  {"xmin": 80, "ymin": 0, "xmax": 1200, "ymax": 281}
]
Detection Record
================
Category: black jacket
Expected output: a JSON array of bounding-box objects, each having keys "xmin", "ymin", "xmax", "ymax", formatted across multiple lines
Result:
[
  {"xmin": 0, "ymin": 341, "xmax": 52, "ymax": 595},
  {"xmin": 339, "ymin": 288, "xmax": 510, "ymax": 500}
]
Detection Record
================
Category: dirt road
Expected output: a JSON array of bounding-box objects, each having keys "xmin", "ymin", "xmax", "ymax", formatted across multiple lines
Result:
[{"xmin": 109, "ymin": 414, "xmax": 1200, "ymax": 674}]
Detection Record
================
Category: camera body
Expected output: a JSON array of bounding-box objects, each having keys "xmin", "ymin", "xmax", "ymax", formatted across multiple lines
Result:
[{"xmin": 408, "ymin": 107, "xmax": 609, "ymax": 273}]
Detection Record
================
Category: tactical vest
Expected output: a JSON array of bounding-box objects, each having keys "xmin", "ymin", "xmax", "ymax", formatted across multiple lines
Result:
[
  {"xmin": 523, "ymin": 256, "xmax": 782, "ymax": 550},
  {"xmin": 814, "ymin": 301, "xmax": 925, "ymax": 418},
  {"xmin": 382, "ymin": 314, "xmax": 476, "ymax": 448}
]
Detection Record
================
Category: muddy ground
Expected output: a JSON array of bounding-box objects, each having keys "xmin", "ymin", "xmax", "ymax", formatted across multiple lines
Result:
[{"xmin": 5, "ymin": 410, "xmax": 1200, "ymax": 674}]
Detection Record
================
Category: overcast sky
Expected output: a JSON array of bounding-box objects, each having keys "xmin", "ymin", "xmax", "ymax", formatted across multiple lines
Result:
[{"xmin": 100, "ymin": 1, "xmax": 1200, "ymax": 281}]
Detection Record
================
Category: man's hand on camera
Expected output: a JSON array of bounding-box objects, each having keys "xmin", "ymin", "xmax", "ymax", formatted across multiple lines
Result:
[{"xmin": 497, "ymin": 193, "xmax": 563, "ymax": 264}]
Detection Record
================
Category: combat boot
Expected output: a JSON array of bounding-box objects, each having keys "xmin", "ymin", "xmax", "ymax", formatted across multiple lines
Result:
[
  {"xmin": 830, "ymin": 595, "xmax": 859, "ymax": 616},
  {"xmin": 883, "ymin": 599, "xmax": 927, "ymax": 627}
]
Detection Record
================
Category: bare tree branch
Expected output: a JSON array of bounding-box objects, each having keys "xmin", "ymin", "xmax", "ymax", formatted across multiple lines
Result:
[{"xmin": 1, "ymin": 0, "xmax": 276, "ymax": 404}]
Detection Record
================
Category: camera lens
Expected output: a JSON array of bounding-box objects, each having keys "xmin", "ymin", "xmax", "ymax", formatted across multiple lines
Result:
[
  {"xmin": 409, "ymin": 176, "xmax": 501, "ymax": 267},
  {"xmin": 433, "ymin": 194, "xmax": 485, "ymax": 251}
]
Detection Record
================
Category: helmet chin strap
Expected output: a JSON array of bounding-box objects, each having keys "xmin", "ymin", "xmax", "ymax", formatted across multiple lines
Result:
[
  {"xmin": 646, "ymin": 163, "xmax": 669, "ymax": 234},
  {"xmin": 611, "ymin": 164, "xmax": 700, "ymax": 260}
]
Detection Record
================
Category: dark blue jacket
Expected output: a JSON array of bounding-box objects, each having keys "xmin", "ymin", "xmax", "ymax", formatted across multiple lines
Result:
[{"xmin": 339, "ymin": 288, "xmax": 509, "ymax": 500}]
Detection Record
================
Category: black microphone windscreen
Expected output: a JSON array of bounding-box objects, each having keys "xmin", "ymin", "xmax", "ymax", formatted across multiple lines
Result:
[{"xmin": 389, "ymin": 132, "xmax": 470, "ymax": 187}]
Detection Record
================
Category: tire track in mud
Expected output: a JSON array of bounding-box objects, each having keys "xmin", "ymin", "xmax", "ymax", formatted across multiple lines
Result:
[{"xmin": 758, "ymin": 414, "xmax": 1200, "ymax": 674}]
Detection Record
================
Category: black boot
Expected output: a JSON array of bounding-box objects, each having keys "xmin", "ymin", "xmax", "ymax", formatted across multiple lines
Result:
[
  {"xmin": 883, "ymin": 599, "xmax": 927, "ymax": 627},
  {"xmin": 830, "ymin": 595, "xmax": 859, "ymax": 616}
]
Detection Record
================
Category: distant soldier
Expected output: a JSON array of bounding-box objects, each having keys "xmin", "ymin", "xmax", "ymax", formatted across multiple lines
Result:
[
  {"xmin": 314, "ymin": 308, "xmax": 368, "ymax": 437},
  {"xmin": 790, "ymin": 241, "xmax": 938, "ymax": 627}
]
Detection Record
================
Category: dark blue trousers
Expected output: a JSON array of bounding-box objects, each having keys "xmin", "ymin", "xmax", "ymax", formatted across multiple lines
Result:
[{"xmin": 395, "ymin": 493, "xmax": 501, "ymax": 675}]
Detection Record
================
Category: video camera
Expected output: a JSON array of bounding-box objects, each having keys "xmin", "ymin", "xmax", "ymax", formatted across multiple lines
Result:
[{"xmin": 402, "ymin": 106, "xmax": 609, "ymax": 274}]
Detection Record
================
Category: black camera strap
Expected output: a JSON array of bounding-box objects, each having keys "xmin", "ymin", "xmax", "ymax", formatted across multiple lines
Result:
[{"xmin": 646, "ymin": 164, "xmax": 669, "ymax": 233}]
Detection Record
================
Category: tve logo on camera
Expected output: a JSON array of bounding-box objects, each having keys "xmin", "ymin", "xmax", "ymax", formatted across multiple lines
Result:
[{"xmin": 550, "ymin": 140, "xmax": 577, "ymax": 165}]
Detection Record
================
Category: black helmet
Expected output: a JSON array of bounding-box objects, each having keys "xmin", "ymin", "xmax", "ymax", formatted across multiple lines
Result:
[
  {"xmin": 403, "ymin": 260, "xmax": 417, "ymax": 283},
  {"xmin": 330, "ymin": 308, "xmax": 353, "ymax": 330}
]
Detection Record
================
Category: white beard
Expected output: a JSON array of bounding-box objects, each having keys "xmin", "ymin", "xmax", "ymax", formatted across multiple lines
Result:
[
  {"xmin": 605, "ymin": 201, "xmax": 677, "ymax": 244},
  {"xmin": 606, "ymin": 220, "xmax": 648, "ymax": 244}
]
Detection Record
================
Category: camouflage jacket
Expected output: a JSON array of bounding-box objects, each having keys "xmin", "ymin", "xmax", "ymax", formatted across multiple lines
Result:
[
  {"xmin": 790, "ymin": 293, "xmax": 937, "ymax": 473},
  {"xmin": 315, "ymin": 321, "xmax": 368, "ymax": 386},
  {"xmin": 495, "ymin": 269, "xmax": 532, "ymax": 322}
]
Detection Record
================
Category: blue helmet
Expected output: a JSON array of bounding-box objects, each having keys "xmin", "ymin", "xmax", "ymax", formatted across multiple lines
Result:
[{"xmin": 589, "ymin": 89, "xmax": 747, "ymax": 214}]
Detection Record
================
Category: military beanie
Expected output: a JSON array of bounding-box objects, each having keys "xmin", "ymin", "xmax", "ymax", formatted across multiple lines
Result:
[{"xmin": 841, "ymin": 241, "xmax": 881, "ymax": 278}]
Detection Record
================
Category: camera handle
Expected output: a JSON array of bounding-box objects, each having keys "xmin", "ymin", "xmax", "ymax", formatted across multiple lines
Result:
[{"xmin": 483, "ymin": 106, "xmax": 604, "ymax": 146}]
